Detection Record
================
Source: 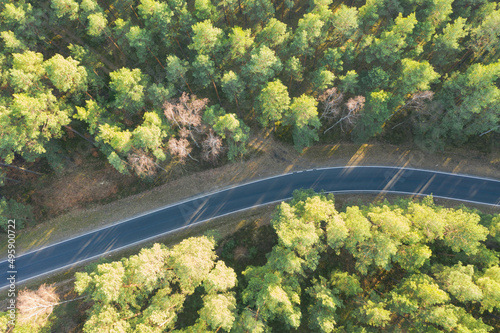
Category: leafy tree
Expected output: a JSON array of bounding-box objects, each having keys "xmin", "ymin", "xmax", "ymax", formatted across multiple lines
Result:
[
  {"xmin": 125, "ymin": 26, "xmax": 154, "ymax": 62},
  {"xmin": 1, "ymin": 92, "xmax": 71, "ymax": 163},
  {"xmin": 166, "ymin": 55, "xmax": 191, "ymax": 92},
  {"xmin": 212, "ymin": 113, "xmax": 249, "ymax": 160},
  {"xmin": 339, "ymin": 70, "xmax": 359, "ymax": 94},
  {"xmin": 86, "ymin": 12, "xmax": 108, "ymax": 37},
  {"xmin": 351, "ymin": 90, "xmax": 392, "ymax": 142},
  {"xmin": 242, "ymin": 46, "xmax": 282, "ymax": 91},
  {"xmin": 256, "ymin": 18, "xmax": 290, "ymax": 51},
  {"xmin": 393, "ymin": 59, "xmax": 439, "ymax": 98},
  {"xmin": 289, "ymin": 13, "xmax": 325, "ymax": 58},
  {"xmin": 255, "ymin": 79, "xmax": 290, "ymax": 128},
  {"xmin": 311, "ymin": 67, "xmax": 335, "ymax": 93},
  {"xmin": 424, "ymin": 62, "xmax": 500, "ymax": 145},
  {"xmin": 365, "ymin": 13, "xmax": 418, "ymax": 65},
  {"xmin": 330, "ymin": 5, "xmax": 359, "ymax": 42},
  {"xmin": 431, "ymin": 17, "xmax": 469, "ymax": 67},
  {"xmin": 242, "ymin": 0, "xmax": 275, "ymax": 26},
  {"xmin": 75, "ymin": 237, "xmax": 237, "ymax": 332},
  {"xmin": 283, "ymin": 56, "xmax": 304, "ymax": 87},
  {"xmin": 0, "ymin": 198, "xmax": 33, "ymax": 231},
  {"xmin": 469, "ymin": 9, "xmax": 500, "ymax": 58},
  {"xmin": 434, "ymin": 263, "xmax": 483, "ymax": 303},
  {"xmin": 306, "ymin": 277, "xmax": 342, "ymax": 333},
  {"xmin": 189, "ymin": 19, "xmax": 223, "ymax": 56},
  {"xmin": 109, "ymin": 68, "xmax": 146, "ymax": 115},
  {"xmin": 358, "ymin": 0, "xmax": 379, "ymax": 31},
  {"xmin": 9, "ymin": 51, "xmax": 45, "ymax": 93},
  {"xmin": 226, "ymin": 27, "xmax": 254, "ymax": 61},
  {"xmin": 285, "ymin": 94, "xmax": 321, "ymax": 150},
  {"xmin": 194, "ymin": 0, "xmax": 217, "ymax": 20},
  {"xmin": 51, "ymin": 0, "xmax": 79, "ymax": 20},
  {"xmin": 44, "ymin": 54, "xmax": 87, "ymax": 93},
  {"xmin": 221, "ymin": 71, "xmax": 244, "ymax": 106}
]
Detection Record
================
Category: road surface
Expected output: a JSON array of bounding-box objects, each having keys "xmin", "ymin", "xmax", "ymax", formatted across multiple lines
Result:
[{"xmin": 1, "ymin": 166, "xmax": 499, "ymax": 290}]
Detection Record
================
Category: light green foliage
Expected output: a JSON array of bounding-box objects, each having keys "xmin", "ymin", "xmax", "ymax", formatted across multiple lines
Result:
[
  {"xmin": 431, "ymin": 17, "xmax": 469, "ymax": 66},
  {"xmin": 330, "ymin": 271, "xmax": 362, "ymax": 297},
  {"xmin": 256, "ymin": 18, "xmax": 290, "ymax": 50},
  {"xmin": 352, "ymin": 89, "xmax": 392, "ymax": 142},
  {"xmin": 339, "ymin": 70, "xmax": 358, "ymax": 94},
  {"xmin": 242, "ymin": 45, "xmax": 282, "ymax": 90},
  {"xmin": 166, "ymin": 55, "xmax": 189, "ymax": 86},
  {"xmin": 192, "ymin": 54, "xmax": 216, "ymax": 87},
  {"xmin": 194, "ymin": 0, "xmax": 216, "ymax": 20},
  {"xmin": 283, "ymin": 56, "xmax": 304, "ymax": 84},
  {"xmin": 0, "ymin": 198, "xmax": 33, "ymax": 231},
  {"xmin": 331, "ymin": 5, "xmax": 359, "ymax": 41},
  {"xmin": 290, "ymin": 13, "xmax": 325, "ymax": 57},
  {"xmin": 9, "ymin": 51, "xmax": 45, "ymax": 93},
  {"xmin": 221, "ymin": 70, "xmax": 244, "ymax": 103},
  {"xmin": 137, "ymin": 0, "xmax": 174, "ymax": 34},
  {"xmin": 51, "ymin": 0, "xmax": 79, "ymax": 20},
  {"xmin": 74, "ymin": 192, "xmax": 498, "ymax": 331},
  {"xmin": 242, "ymin": 0, "xmax": 275, "ymax": 26},
  {"xmin": 433, "ymin": 62, "xmax": 500, "ymax": 143},
  {"xmin": 358, "ymin": 299, "xmax": 392, "ymax": 327},
  {"xmin": 1, "ymin": 3, "xmax": 27, "ymax": 26},
  {"xmin": 434, "ymin": 263, "xmax": 483, "ymax": 303},
  {"xmin": 358, "ymin": 0, "xmax": 379, "ymax": 31},
  {"xmin": 232, "ymin": 309, "xmax": 266, "ymax": 333},
  {"xmin": 476, "ymin": 266, "xmax": 500, "ymax": 313},
  {"xmin": 109, "ymin": 68, "xmax": 145, "ymax": 114},
  {"xmin": 96, "ymin": 124, "xmax": 132, "ymax": 153},
  {"xmin": 86, "ymin": 12, "xmax": 107, "ymax": 37},
  {"xmin": 212, "ymin": 112, "xmax": 249, "ymax": 160},
  {"xmin": 470, "ymin": 9, "xmax": 500, "ymax": 55},
  {"xmin": 75, "ymin": 237, "xmax": 236, "ymax": 332},
  {"xmin": 126, "ymin": 26, "xmax": 154, "ymax": 61},
  {"xmin": 80, "ymin": 0, "xmax": 98, "ymax": 12},
  {"xmin": 227, "ymin": 27, "xmax": 254, "ymax": 61},
  {"xmin": 189, "ymin": 19, "xmax": 223, "ymax": 55},
  {"xmin": 312, "ymin": 67, "xmax": 335, "ymax": 92},
  {"xmin": 442, "ymin": 208, "xmax": 489, "ymax": 255},
  {"xmin": 394, "ymin": 59, "xmax": 439, "ymax": 97},
  {"xmin": 1, "ymin": 30, "xmax": 26, "ymax": 51},
  {"xmin": 285, "ymin": 94, "xmax": 321, "ymax": 150},
  {"xmin": 490, "ymin": 215, "xmax": 500, "ymax": 243},
  {"xmin": 242, "ymin": 266, "xmax": 302, "ymax": 328},
  {"xmin": 199, "ymin": 294, "xmax": 236, "ymax": 331},
  {"xmin": 74, "ymin": 99, "xmax": 106, "ymax": 135},
  {"xmin": 0, "ymin": 92, "xmax": 71, "ymax": 162},
  {"xmin": 132, "ymin": 112, "xmax": 169, "ymax": 160},
  {"xmin": 255, "ymin": 79, "xmax": 290, "ymax": 127},
  {"xmin": 44, "ymin": 54, "xmax": 87, "ymax": 93},
  {"xmin": 306, "ymin": 277, "xmax": 342, "ymax": 333},
  {"xmin": 365, "ymin": 13, "xmax": 418, "ymax": 65}
]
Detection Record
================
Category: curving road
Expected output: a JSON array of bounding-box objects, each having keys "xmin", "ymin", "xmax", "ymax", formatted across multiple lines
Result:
[{"xmin": 1, "ymin": 166, "xmax": 499, "ymax": 290}]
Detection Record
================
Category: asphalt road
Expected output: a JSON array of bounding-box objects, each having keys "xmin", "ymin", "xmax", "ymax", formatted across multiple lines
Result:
[{"xmin": 1, "ymin": 166, "xmax": 499, "ymax": 290}]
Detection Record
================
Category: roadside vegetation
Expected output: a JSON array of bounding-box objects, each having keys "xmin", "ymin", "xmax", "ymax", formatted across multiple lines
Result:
[
  {"xmin": 0, "ymin": 0, "xmax": 499, "ymax": 232},
  {"xmin": 1, "ymin": 191, "xmax": 499, "ymax": 332}
]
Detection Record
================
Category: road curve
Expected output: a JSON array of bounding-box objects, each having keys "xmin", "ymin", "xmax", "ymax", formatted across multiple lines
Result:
[{"xmin": 1, "ymin": 166, "xmax": 499, "ymax": 290}]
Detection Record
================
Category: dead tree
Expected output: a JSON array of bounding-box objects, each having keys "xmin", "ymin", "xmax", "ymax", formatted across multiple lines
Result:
[
  {"xmin": 318, "ymin": 88, "xmax": 365, "ymax": 133},
  {"xmin": 127, "ymin": 150, "xmax": 158, "ymax": 177},
  {"xmin": 17, "ymin": 284, "xmax": 84, "ymax": 328},
  {"xmin": 202, "ymin": 131, "xmax": 224, "ymax": 163},
  {"xmin": 163, "ymin": 92, "xmax": 208, "ymax": 148}
]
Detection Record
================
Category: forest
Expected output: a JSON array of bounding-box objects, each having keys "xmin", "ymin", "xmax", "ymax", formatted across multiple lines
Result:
[
  {"xmin": 1, "ymin": 191, "xmax": 500, "ymax": 332},
  {"xmin": 0, "ymin": 0, "xmax": 499, "ymax": 229}
]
